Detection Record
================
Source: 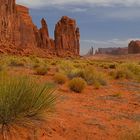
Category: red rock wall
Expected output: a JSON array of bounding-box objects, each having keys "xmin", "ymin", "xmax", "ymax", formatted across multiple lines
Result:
[
  {"xmin": 0, "ymin": 0, "xmax": 80, "ymax": 57},
  {"xmin": 0, "ymin": 0, "xmax": 37, "ymax": 52},
  {"xmin": 39, "ymin": 18, "xmax": 53, "ymax": 49},
  {"xmin": 54, "ymin": 16, "xmax": 80, "ymax": 56},
  {"xmin": 128, "ymin": 40, "xmax": 140, "ymax": 54}
]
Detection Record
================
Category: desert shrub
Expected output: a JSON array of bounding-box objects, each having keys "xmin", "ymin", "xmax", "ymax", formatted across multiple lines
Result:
[
  {"xmin": 103, "ymin": 64, "xmax": 109, "ymax": 69},
  {"xmin": 96, "ymin": 73, "xmax": 107, "ymax": 86},
  {"xmin": 69, "ymin": 77, "xmax": 86, "ymax": 93},
  {"xmin": 33, "ymin": 63, "xmax": 41, "ymax": 69},
  {"xmin": 59, "ymin": 61, "xmax": 75, "ymax": 76},
  {"xmin": 110, "ymin": 65, "xmax": 135, "ymax": 80},
  {"xmin": 75, "ymin": 67, "xmax": 107, "ymax": 86},
  {"xmin": 0, "ymin": 74, "xmax": 57, "ymax": 139},
  {"xmin": 0, "ymin": 65, "xmax": 4, "ymax": 72},
  {"xmin": 111, "ymin": 63, "xmax": 140, "ymax": 80},
  {"xmin": 99, "ymin": 63, "xmax": 109, "ymax": 69},
  {"xmin": 54, "ymin": 73, "xmax": 67, "ymax": 85},
  {"xmin": 109, "ymin": 63, "xmax": 117, "ymax": 69},
  {"xmin": 50, "ymin": 60, "xmax": 58, "ymax": 66},
  {"xmin": 29, "ymin": 56, "xmax": 47, "ymax": 68},
  {"xmin": 35, "ymin": 66, "xmax": 48, "ymax": 75},
  {"xmin": 67, "ymin": 68, "xmax": 81, "ymax": 79},
  {"xmin": 124, "ymin": 63, "xmax": 140, "ymax": 75},
  {"xmin": 125, "ymin": 63, "xmax": 140, "ymax": 81},
  {"xmin": 9, "ymin": 58, "xmax": 25, "ymax": 67},
  {"xmin": 94, "ymin": 81, "xmax": 101, "ymax": 89},
  {"xmin": 29, "ymin": 55, "xmax": 40, "ymax": 64}
]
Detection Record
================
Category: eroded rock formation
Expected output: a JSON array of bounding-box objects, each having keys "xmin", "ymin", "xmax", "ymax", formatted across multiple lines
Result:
[
  {"xmin": 128, "ymin": 40, "xmax": 140, "ymax": 54},
  {"xmin": 0, "ymin": 1, "xmax": 37, "ymax": 52},
  {"xmin": 55, "ymin": 16, "xmax": 80, "ymax": 56},
  {"xmin": 0, "ymin": 0, "xmax": 80, "ymax": 57},
  {"xmin": 95, "ymin": 47, "xmax": 128, "ymax": 55}
]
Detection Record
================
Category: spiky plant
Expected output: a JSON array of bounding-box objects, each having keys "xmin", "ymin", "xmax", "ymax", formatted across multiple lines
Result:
[{"xmin": 0, "ymin": 74, "xmax": 57, "ymax": 139}]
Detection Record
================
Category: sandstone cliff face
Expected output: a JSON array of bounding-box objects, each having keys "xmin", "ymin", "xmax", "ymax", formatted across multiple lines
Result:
[
  {"xmin": 39, "ymin": 18, "xmax": 55, "ymax": 50},
  {"xmin": 16, "ymin": 5, "xmax": 38, "ymax": 49},
  {"xmin": 128, "ymin": 40, "xmax": 140, "ymax": 54},
  {"xmin": 0, "ymin": 0, "xmax": 17, "ymax": 45},
  {"xmin": 55, "ymin": 16, "xmax": 80, "ymax": 56},
  {"xmin": 0, "ymin": 0, "xmax": 37, "ymax": 50},
  {"xmin": 0, "ymin": 0, "xmax": 80, "ymax": 57}
]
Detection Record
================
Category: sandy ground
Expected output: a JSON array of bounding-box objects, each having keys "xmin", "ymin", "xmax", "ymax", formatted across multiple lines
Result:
[{"xmin": 4, "ymin": 65, "xmax": 139, "ymax": 140}]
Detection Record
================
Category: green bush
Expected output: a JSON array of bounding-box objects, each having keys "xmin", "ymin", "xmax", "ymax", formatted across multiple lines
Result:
[
  {"xmin": 109, "ymin": 63, "xmax": 117, "ymax": 69},
  {"xmin": 59, "ymin": 61, "xmax": 75, "ymax": 76},
  {"xmin": 54, "ymin": 73, "xmax": 67, "ymax": 85},
  {"xmin": 110, "ymin": 63, "xmax": 140, "ymax": 82},
  {"xmin": 33, "ymin": 63, "xmax": 41, "ymax": 69},
  {"xmin": 124, "ymin": 63, "xmax": 140, "ymax": 75},
  {"xmin": 29, "ymin": 55, "xmax": 40, "ymax": 64},
  {"xmin": 67, "ymin": 68, "xmax": 81, "ymax": 79},
  {"xmin": 35, "ymin": 66, "xmax": 48, "ymax": 75},
  {"xmin": 69, "ymin": 77, "xmax": 86, "ymax": 93},
  {"xmin": 94, "ymin": 81, "xmax": 101, "ymax": 89},
  {"xmin": 110, "ymin": 67, "xmax": 134, "ymax": 79},
  {"xmin": 9, "ymin": 58, "xmax": 25, "ymax": 67},
  {"xmin": 0, "ymin": 74, "xmax": 57, "ymax": 139},
  {"xmin": 76, "ymin": 67, "xmax": 107, "ymax": 86}
]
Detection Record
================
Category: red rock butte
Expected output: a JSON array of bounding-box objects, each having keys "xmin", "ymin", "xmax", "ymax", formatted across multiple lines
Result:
[
  {"xmin": 0, "ymin": 0, "xmax": 80, "ymax": 57},
  {"xmin": 128, "ymin": 40, "xmax": 140, "ymax": 54}
]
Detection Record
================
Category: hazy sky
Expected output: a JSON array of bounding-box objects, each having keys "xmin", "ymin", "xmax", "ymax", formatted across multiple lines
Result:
[{"xmin": 17, "ymin": 0, "xmax": 140, "ymax": 54}]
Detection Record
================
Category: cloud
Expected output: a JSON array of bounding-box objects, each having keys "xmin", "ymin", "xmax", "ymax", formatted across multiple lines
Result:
[
  {"xmin": 16, "ymin": 0, "xmax": 140, "ymax": 8},
  {"xmin": 71, "ymin": 8, "xmax": 87, "ymax": 12},
  {"xmin": 103, "ymin": 8, "xmax": 140, "ymax": 20}
]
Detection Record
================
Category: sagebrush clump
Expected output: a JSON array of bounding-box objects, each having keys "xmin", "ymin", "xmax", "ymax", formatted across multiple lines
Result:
[
  {"xmin": 76, "ymin": 67, "xmax": 107, "ymax": 86},
  {"xmin": 9, "ymin": 58, "xmax": 25, "ymax": 67},
  {"xmin": 35, "ymin": 66, "xmax": 48, "ymax": 75},
  {"xmin": 54, "ymin": 73, "xmax": 67, "ymax": 84},
  {"xmin": 110, "ymin": 63, "xmax": 140, "ymax": 81},
  {"xmin": 69, "ymin": 77, "xmax": 86, "ymax": 93},
  {"xmin": 59, "ymin": 61, "xmax": 75, "ymax": 76}
]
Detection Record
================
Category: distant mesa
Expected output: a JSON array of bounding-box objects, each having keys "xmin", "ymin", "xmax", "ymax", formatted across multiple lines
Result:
[
  {"xmin": 0, "ymin": 0, "xmax": 80, "ymax": 57},
  {"xmin": 95, "ymin": 47, "xmax": 128, "ymax": 55},
  {"xmin": 128, "ymin": 40, "xmax": 140, "ymax": 54},
  {"xmin": 90, "ymin": 40, "xmax": 140, "ymax": 56}
]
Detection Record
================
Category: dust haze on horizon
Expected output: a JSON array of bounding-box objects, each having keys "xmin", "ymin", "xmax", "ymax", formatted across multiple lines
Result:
[{"xmin": 17, "ymin": 0, "xmax": 140, "ymax": 54}]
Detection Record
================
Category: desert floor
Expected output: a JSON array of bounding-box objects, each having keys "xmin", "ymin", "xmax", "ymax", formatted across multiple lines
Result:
[{"xmin": 0, "ymin": 54, "xmax": 140, "ymax": 140}]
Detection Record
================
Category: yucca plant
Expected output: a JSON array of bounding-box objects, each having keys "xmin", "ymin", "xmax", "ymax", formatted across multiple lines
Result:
[{"xmin": 0, "ymin": 74, "xmax": 57, "ymax": 140}]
